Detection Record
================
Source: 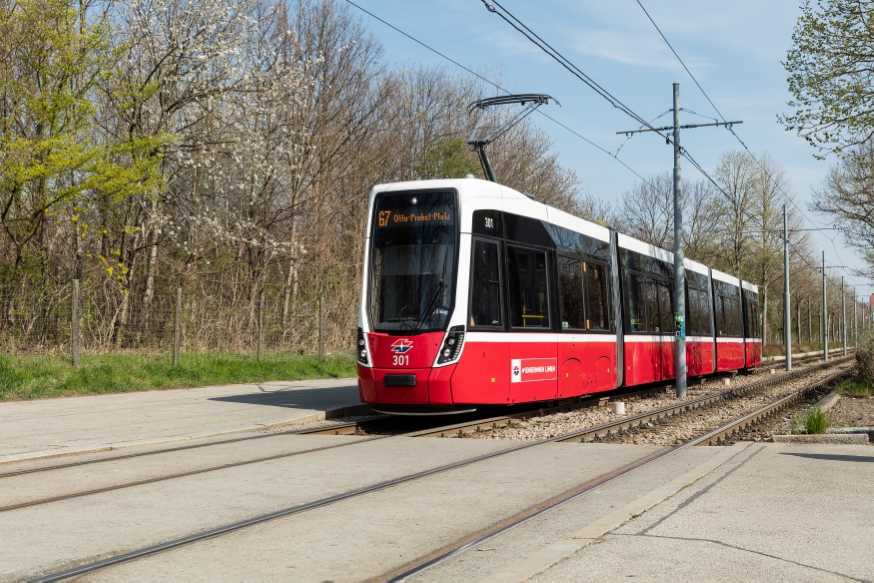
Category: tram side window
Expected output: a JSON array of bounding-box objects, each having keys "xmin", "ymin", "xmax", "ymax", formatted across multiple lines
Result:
[
  {"xmin": 724, "ymin": 296, "xmax": 741, "ymax": 336},
  {"xmin": 688, "ymin": 288, "xmax": 700, "ymax": 335},
  {"xmin": 698, "ymin": 289, "xmax": 712, "ymax": 335},
  {"xmin": 658, "ymin": 282, "xmax": 673, "ymax": 335},
  {"xmin": 558, "ymin": 256, "xmax": 585, "ymax": 330},
  {"xmin": 732, "ymin": 298, "xmax": 744, "ymax": 336},
  {"xmin": 646, "ymin": 281, "xmax": 661, "ymax": 332},
  {"xmin": 585, "ymin": 262, "xmax": 610, "ymax": 331},
  {"xmin": 747, "ymin": 301, "xmax": 759, "ymax": 337},
  {"xmin": 507, "ymin": 246, "xmax": 550, "ymax": 328},
  {"xmin": 715, "ymin": 295, "xmax": 727, "ymax": 335},
  {"xmin": 624, "ymin": 271, "xmax": 646, "ymax": 332},
  {"xmin": 469, "ymin": 240, "xmax": 503, "ymax": 328}
]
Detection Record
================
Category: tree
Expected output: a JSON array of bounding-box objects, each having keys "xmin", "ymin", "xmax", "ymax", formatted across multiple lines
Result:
[
  {"xmin": 713, "ymin": 151, "xmax": 758, "ymax": 277},
  {"xmin": 617, "ymin": 172, "xmax": 674, "ymax": 249},
  {"xmin": 414, "ymin": 138, "xmax": 480, "ymax": 180},
  {"xmin": 813, "ymin": 141, "xmax": 874, "ymax": 275},
  {"xmin": 0, "ymin": 0, "xmax": 161, "ymax": 279},
  {"xmin": 781, "ymin": 0, "xmax": 874, "ymax": 156}
]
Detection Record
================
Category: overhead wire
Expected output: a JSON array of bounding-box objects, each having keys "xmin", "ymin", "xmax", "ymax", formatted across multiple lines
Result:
[
  {"xmin": 478, "ymin": 0, "xmax": 768, "ymax": 222},
  {"xmin": 339, "ymin": 0, "xmax": 654, "ymax": 186},
  {"xmin": 631, "ymin": 0, "xmax": 849, "ymax": 268},
  {"xmin": 481, "ymin": 0, "xmax": 671, "ymax": 140}
]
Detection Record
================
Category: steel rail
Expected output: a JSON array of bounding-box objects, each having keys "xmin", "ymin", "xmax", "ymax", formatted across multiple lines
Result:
[
  {"xmin": 554, "ymin": 356, "xmax": 853, "ymax": 444},
  {"xmin": 0, "ymin": 436, "xmax": 386, "ymax": 514},
  {"xmin": 24, "ymin": 432, "xmax": 587, "ymax": 583},
  {"xmin": 406, "ymin": 355, "xmax": 853, "ymax": 443},
  {"xmin": 26, "ymin": 356, "xmax": 854, "ymax": 583},
  {"xmin": 379, "ymin": 361, "xmax": 855, "ymax": 582},
  {"xmin": 4, "ymin": 349, "xmax": 849, "ymax": 481},
  {"xmin": 0, "ymin": 373, "xmax": 772, "ymax": 512},
  {"xmin": 689, "ymin": 366, "xmax": 853, "ymax": 446},
  {"xmin": 0, "ymin": 415, "xmax": 396, "ymax": 480}
]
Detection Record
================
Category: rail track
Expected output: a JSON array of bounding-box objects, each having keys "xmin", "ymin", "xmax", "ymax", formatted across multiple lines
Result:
[
  {"xmin": 26, "ymin": 355, "xmax": 854, "ymax": 583},
  {"xmin": 5, "ymin": 355, "xmax": 852, "ymax": 517},
  {"xmin": 3, "ymin": 349, "xmax": 849, "ymax": 481}
]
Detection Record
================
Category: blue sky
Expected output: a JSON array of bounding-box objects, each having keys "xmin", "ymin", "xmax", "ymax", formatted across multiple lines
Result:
[{"xmin": 348, "ymin": 0, "xmax": 872, "ymax": 294}]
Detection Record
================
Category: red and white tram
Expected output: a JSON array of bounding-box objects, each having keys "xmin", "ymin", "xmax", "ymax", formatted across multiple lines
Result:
[{"xmin": 356, "ymin": 178, "xmax": 761, "ymax": 414}]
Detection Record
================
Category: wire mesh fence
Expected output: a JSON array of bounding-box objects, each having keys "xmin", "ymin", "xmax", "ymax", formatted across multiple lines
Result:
[{"xmin": 0, "ymin": 276, "xmax": 357, "ymax": 367}]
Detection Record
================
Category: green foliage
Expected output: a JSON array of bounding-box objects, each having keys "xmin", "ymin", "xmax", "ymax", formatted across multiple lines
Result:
[
  {"xmin": 781, "ymin": 0, "xmax": 874, "ymax": 156},
  {"xmin": 415, "ymin": 137, "xmax": 481, "ymax": 180},
  {"xmin": 792, "ymin": 406, "xmax": 831, "ymax": 435},
  {"xmin": 0, "ymin": 0, "xmax": 167, "ymax": 274},
  {"xmin": 839, "ymin": 378, "xmax": 872, "ymax": 398},
  {"xmin": 0, "ymin": 353, "xmax": 357, "ymax": 401},
  {"xmin": 856, "ymin": 331, "xmax": 874, "ymax": 387}
]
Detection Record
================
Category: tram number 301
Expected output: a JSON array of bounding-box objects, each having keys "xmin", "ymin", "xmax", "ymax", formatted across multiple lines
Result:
[{"xmin": 392, "ymin": 355, "xmax": 409, "ymax": 366}]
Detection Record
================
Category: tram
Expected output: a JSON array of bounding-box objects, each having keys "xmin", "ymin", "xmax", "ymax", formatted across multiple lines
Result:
[{"xmin": 356, "ymin": 178, "xmax": 761, "ymax": 415}]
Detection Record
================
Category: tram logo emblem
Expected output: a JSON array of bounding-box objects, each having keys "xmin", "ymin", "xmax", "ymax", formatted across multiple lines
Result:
[
  {"xmin": 390, "ymin": 339, "xmax": 413, "ymax": 354},
  {"xmin": 511, "ymin": 358, "xmax": 557, "ymax": 383}
]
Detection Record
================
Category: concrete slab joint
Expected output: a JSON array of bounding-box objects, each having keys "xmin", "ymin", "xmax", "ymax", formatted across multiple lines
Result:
[{"xmin": 477, "ymin": 442, "xmax": 753, "ymax": 583}]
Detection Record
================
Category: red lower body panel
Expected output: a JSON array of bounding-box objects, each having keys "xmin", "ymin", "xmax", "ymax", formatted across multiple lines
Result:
[
  {"xmin": 745, "ymin": 340, "xmax": 762, "ymax": 368},
  {"xmin": 359, "ymin": 335, "xmax": 617, "ymax": 406},
  {"xmin": 624, "ymin": 337, "xmax": 664, "ymax": 386},
  {"xmin": 686, "ymin": 339, "xmax": 715, "ymax": 377},
  {"xmin": 716, "ymin": 340, "xmax": 745, "ymax": 371},
  {"xmin": 626, "ymin": 337, "xmax": 718, "ymax": 386}
]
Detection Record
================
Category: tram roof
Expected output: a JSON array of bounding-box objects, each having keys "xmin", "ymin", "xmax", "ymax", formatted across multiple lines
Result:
[{"xmin": 616, "ymin": 233, "xmax": 710, "ymax": 277}]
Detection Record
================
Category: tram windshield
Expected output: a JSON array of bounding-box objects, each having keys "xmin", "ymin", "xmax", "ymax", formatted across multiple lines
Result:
[{"xmin": 369, "ymin": 191, "xmax": 457, "ymax": 334}]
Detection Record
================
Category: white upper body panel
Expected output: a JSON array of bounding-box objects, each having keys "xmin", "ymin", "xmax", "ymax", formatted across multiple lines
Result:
[
  {"xmin": 617, "ymin": 233, "xmax": 673, "ymax": 264},
  {"xmin": 711, "ymin": 268, "xmax": 741, "ymax": 288}
]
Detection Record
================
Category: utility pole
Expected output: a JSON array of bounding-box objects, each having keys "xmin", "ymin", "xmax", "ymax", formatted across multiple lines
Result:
[
  {"xmin": 783, "ymin": 205, "xmax": 791, "ymax": 370},
  {"xmin": 842, "ymin": 277, "xmax": 846, "ymax": 356},
  {"xmin": 671, "ymin": 84, "xmax": 686, "ymax": 398},
  {"xmin": 822, "ymin": 251, "xmax": 828, "ymax": 362},
  {"xmin": 853, "ymin": 290, "xmax": 857, "ymax": 349},
  {"xmin": 618, "ymin": 83, "xmax": 742, "ymax": 398}
]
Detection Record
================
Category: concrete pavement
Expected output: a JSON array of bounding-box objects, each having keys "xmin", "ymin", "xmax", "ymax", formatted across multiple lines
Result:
[
  {"xmin": 528, "ymin": 443, "xmax": 874, "ymax": 582},
  {"xmin": 0, "ymin": 378, "xmax": 362, "ymax": 463}
]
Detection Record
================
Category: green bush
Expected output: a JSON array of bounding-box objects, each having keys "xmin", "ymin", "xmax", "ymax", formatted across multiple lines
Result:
[
  {"xmin": 856, "ymin": 331, "xmax": 874, "ymax": 386},
  {"xmin": 793, "ymin": 407, "xmax": 831, "ymax": 435}
]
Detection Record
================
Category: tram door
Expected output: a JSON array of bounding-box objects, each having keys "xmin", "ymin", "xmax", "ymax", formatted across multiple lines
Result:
[
  {"xmin": 657, "ymin": 282, "xmax": 675, "ymax": 379},
  {"xmin": 507, "ymin": 246, "xmax": 557, "ymax": 403}
]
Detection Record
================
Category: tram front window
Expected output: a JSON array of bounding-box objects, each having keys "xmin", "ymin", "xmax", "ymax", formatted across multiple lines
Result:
[{"xmin": 369, "ymin": 191, "xmax": 457, "ymax": 334}]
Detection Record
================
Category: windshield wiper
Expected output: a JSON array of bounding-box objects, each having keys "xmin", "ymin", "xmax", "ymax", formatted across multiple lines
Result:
[
  {"xmin": 414, "ymin": 278, "xmax": 446, "ymax": 334},
  {"xmin": 413, "ymin": 247, "xmax": 449, "ymax": 334}
]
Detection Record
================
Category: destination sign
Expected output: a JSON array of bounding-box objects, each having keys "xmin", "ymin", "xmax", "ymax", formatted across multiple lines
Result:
[{"xmin": 377, "ymin": 210, "xmax": 452, "ymax": 228}]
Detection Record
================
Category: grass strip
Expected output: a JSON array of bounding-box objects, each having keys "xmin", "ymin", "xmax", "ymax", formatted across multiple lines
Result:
[
  {"xmin": 0, "ymin": 352, "xmax": 356, "ymax": 401},
  {"xmin": 838, "ymin": 378, "xmax": 873, "ymax": 398}
]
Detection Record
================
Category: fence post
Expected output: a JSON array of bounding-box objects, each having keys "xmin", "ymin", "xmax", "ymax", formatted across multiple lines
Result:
[
  {"xmin": 257, "ymin": 291, "xmax": 265, "ymax": 361},
  {"xmin": 318, "ymin": 296, "xmax": 324, "ymax": 359},
  {"xmin": 71, "ymin": 279, "xmax": 80, "ymax": 368},
  {"xmin": 173, "ymin": 287, "xmax": 182, "ymax": 366}
]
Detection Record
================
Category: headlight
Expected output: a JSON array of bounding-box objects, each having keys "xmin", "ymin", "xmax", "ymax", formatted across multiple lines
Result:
[
  {"xmin": 437, "ymin": 326, "xmax": 465, "ymax": 365},
  {"xmin": 357, "ymin": 328, "xmax": 368, "ymax": 365}
]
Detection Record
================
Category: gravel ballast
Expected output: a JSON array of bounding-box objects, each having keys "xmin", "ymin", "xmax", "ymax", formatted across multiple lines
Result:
[{"xmin": 461, "ymin": 364, "xmax": 852, "ymax": 445}]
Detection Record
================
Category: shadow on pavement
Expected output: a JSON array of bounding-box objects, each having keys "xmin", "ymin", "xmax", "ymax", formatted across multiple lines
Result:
[
  {"xmin": 209, "ymin": 384, "xmax": 359, "ymax": 409},
  {"xmin": 780, "ymin": 452, "xmax": 874, "ymax": 463}
]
